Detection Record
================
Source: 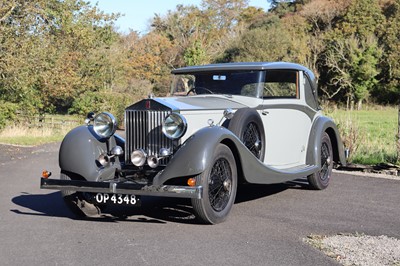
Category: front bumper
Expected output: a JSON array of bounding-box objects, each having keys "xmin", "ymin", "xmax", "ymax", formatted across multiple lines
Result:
[{"xmin": 40, "ymin": 178, "xmax": 203, "ymax": 199}]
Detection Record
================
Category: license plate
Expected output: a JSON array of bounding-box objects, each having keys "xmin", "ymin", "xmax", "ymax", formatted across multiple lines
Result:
[{"xmin": 94, "ymin": 193, "xmax": 139, "ymax": 206}]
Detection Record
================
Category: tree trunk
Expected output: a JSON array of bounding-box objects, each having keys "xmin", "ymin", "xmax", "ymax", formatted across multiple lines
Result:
[{"xmin": 357, "ymin": 99, "xmax": 363, "ymax": 110}]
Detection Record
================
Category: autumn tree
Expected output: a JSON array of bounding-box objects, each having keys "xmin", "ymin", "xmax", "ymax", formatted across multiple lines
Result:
[
  {"xmin": 298, "ymin": 0, "xmax": 351, "ymax": 81},
  {"xmin": 124, "ymin": 31, "xmax": 174, "ymax": 96},
  {"xmin": 220, "ymin": 25, "xmax": 291, "ymax": 62}
]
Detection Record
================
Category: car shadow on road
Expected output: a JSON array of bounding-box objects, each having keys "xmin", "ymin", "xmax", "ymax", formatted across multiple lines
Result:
[
  {"xmin": 11, "ymin": 191, "xmax": 75, "ymax": 219},
  {"xmin": 235, "ymin": 178, "xmax": 310, "ymax": 204},
  {"xmin": 11, "ymin": 179, "xmax": 310, "ymax": 224}
]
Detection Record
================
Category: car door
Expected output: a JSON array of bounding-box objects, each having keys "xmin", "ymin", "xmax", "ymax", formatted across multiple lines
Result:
[{"xmin": 260, "ymin": 70, "xmax": 314, "ymax": 168}]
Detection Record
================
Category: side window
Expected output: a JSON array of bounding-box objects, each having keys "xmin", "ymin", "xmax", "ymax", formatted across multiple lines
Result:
[
  {"xmin": 263, "ymin": 70, "xmax": 299, "ymax": 99},
  {"xmin": 304, "ymin": 73, "xmax": 319, "ymax": 109}
]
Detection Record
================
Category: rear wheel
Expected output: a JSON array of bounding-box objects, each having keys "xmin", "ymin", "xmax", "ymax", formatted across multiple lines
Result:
[
  {"xmin": 60, "ymin": 172, "xmax": 101, "ymax": 217},
  {"xmin": 307, "ymin": 132, "xmax": 333, "ymax": 190},
  {"xmin": 191, "ymin": 144, "xmax": 237, "ymax": 224}
]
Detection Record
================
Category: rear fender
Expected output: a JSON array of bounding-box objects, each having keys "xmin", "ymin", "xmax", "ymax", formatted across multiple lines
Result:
[
  {"xmin": 59, "ymin": 126, "xmax": 121, "ymax": 181},
  {"xmin": 306, "ymin": 116, "xmax": 346, "ymax": 167}
]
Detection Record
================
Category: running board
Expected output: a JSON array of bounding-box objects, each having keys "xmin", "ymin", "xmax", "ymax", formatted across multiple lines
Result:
[
  {"xmin": 242, "ymin": 161, "xmax": 318, "ymax": 185},
  {"xmin": 273, "ymin": 164, "xmax": 318, "ymax": 173}
]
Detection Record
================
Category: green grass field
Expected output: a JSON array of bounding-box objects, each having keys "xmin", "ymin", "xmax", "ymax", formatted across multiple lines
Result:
[{"xmin": 324, "ymin": 106, "xmax": 399, "ymax": 165}]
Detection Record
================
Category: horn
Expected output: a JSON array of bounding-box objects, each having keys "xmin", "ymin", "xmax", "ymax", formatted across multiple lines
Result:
[{"xmin": 147, "ymin": 156, "xmax": 159, "ymax": 168}]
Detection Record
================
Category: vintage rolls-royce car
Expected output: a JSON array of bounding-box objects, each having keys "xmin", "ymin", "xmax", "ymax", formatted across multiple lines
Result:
[{"xmin": 41, "ymin": 62, "xmax": 346, "ymax": 224}]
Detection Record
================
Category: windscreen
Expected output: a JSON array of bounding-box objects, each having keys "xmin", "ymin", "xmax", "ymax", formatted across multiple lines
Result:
[{"xmin": 171, "ymin": 70, "xmax": 265, "ymax": 98}]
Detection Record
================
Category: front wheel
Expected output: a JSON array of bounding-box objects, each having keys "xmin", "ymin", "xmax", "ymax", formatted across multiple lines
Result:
[
  {"xmin": 191, "ymin": 144, "xmax": 237, "ymax": 224},
  {"xmin": 307, "ymin": 132, "xmax": 333, "ymax": 190},
  {"xmin": 60, "ymin": 172, "xmax": 101, "ymax": 217}
]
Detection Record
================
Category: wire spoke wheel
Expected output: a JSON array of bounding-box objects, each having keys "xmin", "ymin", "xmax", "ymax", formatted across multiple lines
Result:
[
  {"xmin": 242, "ymin": 122, "xmax": 262, "ymax": 159},
  {"xmin": 307, "ymin": 132, "xmax": 333, "ymax": 190},
  {"xmin": 318, "ymin": 141, "xmax": 331, "ymax": 183},
  {"xmin": 208, "ymin": 158, "xmax": 232, "ymax": 212},
  {"xmin": 191, "ymin": 144, "xmax": 237, "ymax": 224}
]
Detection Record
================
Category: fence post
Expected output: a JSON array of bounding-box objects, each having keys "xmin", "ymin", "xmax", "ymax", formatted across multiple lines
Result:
[{"xmin": 397, "ymin": 104, "xmax": 400, "ymax": 164}]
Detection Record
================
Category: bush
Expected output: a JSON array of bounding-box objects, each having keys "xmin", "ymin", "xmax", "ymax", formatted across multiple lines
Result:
[
  {"xmin": 100, "ymin": 93, "xmax": 138, "ymax": 128},
  {"xmin": 0, "ymin": 101, "xmax": 19, "ymax": 130},
  {"xmin": 68, "ymin": 91, "xmax": 144, "ymax": 128},
  {"xmin": 68, "ymin": 92, "xmax": 104, "ymax": 116}
]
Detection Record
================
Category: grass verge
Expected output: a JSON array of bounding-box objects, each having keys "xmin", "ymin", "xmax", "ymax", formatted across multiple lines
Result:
[
  {"xmin": 324, "ymin": 106, "xmax": 398, "ymax": 165},
  {"xmin": 0, "ymin": 115, "xmax": 80, "ymax": 146}
]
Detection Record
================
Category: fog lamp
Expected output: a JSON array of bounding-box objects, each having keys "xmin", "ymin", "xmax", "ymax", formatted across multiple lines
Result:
[{"xmin": 131, "ymin": 149, "xmax": 146, "ymax": 167}]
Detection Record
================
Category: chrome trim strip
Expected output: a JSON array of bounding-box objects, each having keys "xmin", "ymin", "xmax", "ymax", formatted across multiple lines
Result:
[
  {"xmin": 41, "ymin": 178, "xmax": 202, "ymax": 199},
  {"xmin": 256, "ymin": 103, "xmax": 317, "ymax": 121}
]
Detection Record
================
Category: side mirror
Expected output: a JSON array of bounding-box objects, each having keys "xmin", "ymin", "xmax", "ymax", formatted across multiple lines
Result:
[{"xmin": 223, "ymin": 108, "xmax": 234, "ymax": 119}]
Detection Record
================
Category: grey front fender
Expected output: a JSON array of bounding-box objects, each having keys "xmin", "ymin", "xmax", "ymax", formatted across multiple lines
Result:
[
  {"xmin": 59, "ymin": 126, "xmax": 121, "ymax": 181},
  {"xmin": 153, "ymin": 126, "xmax": 235, "ymax": 186}
]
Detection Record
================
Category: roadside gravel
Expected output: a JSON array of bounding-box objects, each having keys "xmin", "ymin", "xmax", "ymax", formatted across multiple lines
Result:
[{"xmin": 306, "ymin": 234, "xmax": 400, "ymax": 266}]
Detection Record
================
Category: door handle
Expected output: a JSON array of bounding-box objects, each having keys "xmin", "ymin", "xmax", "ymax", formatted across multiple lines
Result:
[{"xmin": 262, "ymin": 110, "xmax": 269, "ymax": 115}]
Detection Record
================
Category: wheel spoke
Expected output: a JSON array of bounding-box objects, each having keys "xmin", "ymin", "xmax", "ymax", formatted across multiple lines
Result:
[
  {"xmin": 243, "ymin": 122, "xmax": 262, "ymax": 159},
  {"xmin": 319, "ymin": 142, "xmax": 331, "ymax": 181},
  {"xmin": 208, "ymin": 158, "xmax": 232, "ymax": 212}
]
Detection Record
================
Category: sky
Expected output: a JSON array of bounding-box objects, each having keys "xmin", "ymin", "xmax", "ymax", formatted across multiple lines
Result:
[{"xmin": 92, "ymin": 0, "xmax": 270, "ymax": 34}]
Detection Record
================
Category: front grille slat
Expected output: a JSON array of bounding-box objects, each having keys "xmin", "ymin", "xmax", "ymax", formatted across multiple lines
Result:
[{"xmin": 125, "ymin": 110, "xmax": 173, "ymax": 166}]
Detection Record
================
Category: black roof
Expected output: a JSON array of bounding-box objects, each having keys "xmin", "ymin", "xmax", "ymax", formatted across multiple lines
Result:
[
  {"xmin": 172, "ymin": 62, "xmax": 314, "ymax": 80},
  {"xmin": 172, "ymin": 62, "xmax": 319, "ymax": 108}
]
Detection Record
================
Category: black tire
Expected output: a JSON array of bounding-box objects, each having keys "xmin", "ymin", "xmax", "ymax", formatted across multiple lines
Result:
[
  {"xmin": 228, "ymin": 108, "xmax": 265, "ymax": 161},
  {"xmin": 307, "ymin": 132, "xmax": 333, "ymax": 190},
  {"xmin": 191, "ymin": 144, "xmax": 237, "ymax": 224},
  {"xmin": 60, "ymin": 172, "xmax": 101, "ymax": 217}
]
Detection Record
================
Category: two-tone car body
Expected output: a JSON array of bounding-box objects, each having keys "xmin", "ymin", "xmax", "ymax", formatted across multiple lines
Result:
[{"xmin": 41, "ymin": 62, "xmax": 346, "ymax": 224}]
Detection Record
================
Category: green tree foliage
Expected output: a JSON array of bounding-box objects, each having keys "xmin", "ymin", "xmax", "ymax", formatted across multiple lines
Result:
[
  {"xmin": 320, "ymin": 0, "xmax": 384, "ymax": 108},
  {"xmin": 378, "ymin": 0, "xmax": 400, "ymax": 104},
  {"xmin": 322, "ymin": 35, "xmax": 382, "ymax": 109},
  {"xmin": 184, "ymin": 40, "xmax": 207, "ymax": 66},
  {"xmin": 339, "ymin": 0, "xmax": 384, "ymax": 39},
  {"xmin": 0, "ymin": 101, "xmax": 18, "ymax": 130},
  {"xmin": 0, "ymin": 0, "xmax": 121, "ymax": 114}
]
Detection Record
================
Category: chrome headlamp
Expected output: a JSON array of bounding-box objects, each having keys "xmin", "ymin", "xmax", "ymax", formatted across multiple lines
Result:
[
  {"xmin": 93, "ymin": 112, "xmax": 117, "ymax": 139},
  {"xmin": 162, "ymin": 113, "xmax": 187, "ymax": 140}
]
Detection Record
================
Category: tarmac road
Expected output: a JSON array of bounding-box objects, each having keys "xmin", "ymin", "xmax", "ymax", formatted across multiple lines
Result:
[{"xmin": 0, "ymin": 142, "xmax": 399, "ymax": 266}]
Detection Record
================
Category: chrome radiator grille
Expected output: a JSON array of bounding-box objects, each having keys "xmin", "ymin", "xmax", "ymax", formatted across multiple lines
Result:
[{"xmin": 125, "ymin": 110, "xmax": 173, "ymax": 166}]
